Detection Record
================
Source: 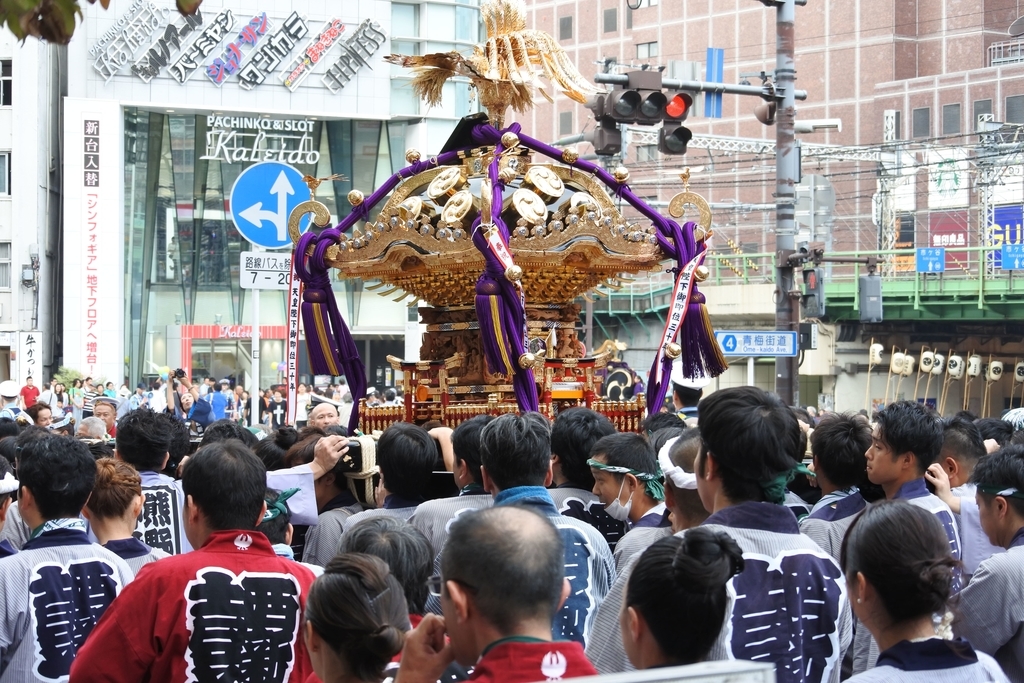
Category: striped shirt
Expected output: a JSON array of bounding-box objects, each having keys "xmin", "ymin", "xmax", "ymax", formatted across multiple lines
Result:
[
  {"xmin": 82, "ymin": 390, "xmax": 99, "ymax": 413},
  {"xmin": 955, "ymin": 541, "xmax": 1024, "ymax": 681},
  {"xmin": 846, "ymin": 639, "xmax": 1008, "ymax": 682},
  {"xmin": 799, "ymin": 490, "xmax": 867, "ymax": 563},
  {"xmin": 302, "ymin": 501, "xmax": 365, "ymax": 567},
  {"xmin": 612, "ymin": 526, "xmax": 671, "ymax": 572},
  {"xmin": 0, "ymin": 529, "xmax": 134, "ymax": 683},
  {"xmin": 586, "ymin": 501, "xmax": 852, "ymax": 683},
  {"xmin": 549, "ymin": 485, "xmax": 626, "ymax": 551},
  {"xmin": 408, "ymin": 491, "xmax": 493, "ymax": 556}
]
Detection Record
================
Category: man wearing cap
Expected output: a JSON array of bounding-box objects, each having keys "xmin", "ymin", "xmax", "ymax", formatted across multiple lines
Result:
[
  {"xmin": 92, "ymin": 397, "xmax": 120, "ymax": 438},
  {"xmin": 0, "ymin": 380, "xmax": 23, "ymax": 421},
  {"xmin": 128, "ymin": 383, "xmax": 149, "ymax": 412},
  {"xmin": 670, "ymin": 359, "xmax": 708, "ymax": 423}
]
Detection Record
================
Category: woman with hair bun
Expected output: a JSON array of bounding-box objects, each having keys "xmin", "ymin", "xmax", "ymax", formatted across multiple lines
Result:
[
  {"xmin": 304, "ymin": 553, "xmax": 409, "ymax": 683},
  {"xmin": 620, "ymin": 527, "xmax": 744, "ymax": 668},
  {"xmin": 842, "ymin": 500, "xmax": 1008, "ymax": 681},
  {"xmin": 83, "ymin": 458, "xmax": 169, "ymax": 572}
]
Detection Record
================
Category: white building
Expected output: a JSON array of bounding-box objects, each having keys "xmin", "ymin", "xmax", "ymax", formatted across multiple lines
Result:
[
  {"xmin": 62, "ymin": 0, "xmax": 478, "ymax": 389},
  {"xmin": 0, "ymin": 35, "xmax": 63, "ymax": 385}
]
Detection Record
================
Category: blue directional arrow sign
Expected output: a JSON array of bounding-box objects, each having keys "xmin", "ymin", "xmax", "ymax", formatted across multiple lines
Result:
[
  {"xmin": 715, "ymin": 330, "xmax": 798, "ymax": 357},
  {"xmin": 1001, "ymin": 244, "xmax": 1024, "ymax": 271},
  {"xmin": 915, "ymin": 247, "xmax": 945, "ymax": 273},
  {"xmin": 229, "ymin": 161, "xmax": 311, "ymax": 249}
]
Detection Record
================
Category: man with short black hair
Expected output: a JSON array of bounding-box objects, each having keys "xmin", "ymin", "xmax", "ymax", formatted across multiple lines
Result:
[
  {"xmin": 867, "ymin": 400, "xmax": 960, "ymax": 562},
  {"xmin": 397, "ymin": 506, "xmax": 598, "ymax": 683},
  {"xmin": 478, "ymin": 412, "xmax": 613, "ymax": 647},
  {"xmin": 81, "ymin": 377, "xmax": 98, "ymax": 419},
  {"xmin": 116, "ymin": 409, "xmax": 350, "ymax": 556},
  {"xmin": 0, "ymin": 435, "xmax": 134, "ymax": 682},
  {"xmin": 410, "ymin": 415, "xmax": 495, "ymax": 555},
  {"xmin": 799, "ymin": 412, "xmax": 872, "ymax": 561},
  {"xmin": 301, "ymin": 437, "xmax": 367, "ymax": 567},
  {"xmin": 955, "ymin": 445, "xmax": 1024, "ymax": 680},
  {"xmin": 72, "ymin": 441, "xmax": 319, "ymax": 683},
  {"xmin": 587, "ymin": 387, "xmax": 852, "ymax": 681},
  {"xmin": 341, "ymin": 423, "xmax": 437, "ymax": 535},
  {"xmin": 548, "ymin": 408, "xmax": 624, "ymax": 550},
  {"xmin": 927, "ymin": 416, "xmax": 1003, "ymax": 576},
  {"xmin": 589, "ymin": 433, "xmax": 668, "ymax": 532}
]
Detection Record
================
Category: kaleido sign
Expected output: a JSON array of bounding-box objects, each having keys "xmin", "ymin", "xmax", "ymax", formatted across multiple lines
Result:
[
  {"xmin": 200, "ymin": 116, "xmax": 319, "ymax": 165},
  {"xmin": 88, "ymin": 2, "xmax": 386, "ymax": 94}
]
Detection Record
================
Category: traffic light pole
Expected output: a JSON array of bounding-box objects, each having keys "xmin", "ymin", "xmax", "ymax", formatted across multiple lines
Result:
[
  {"xmin": 591, "ymin": 1, "xmax": 806, "ymax": 405},
  {"xmin": 774, "ymin": 0, "xmax": 799, "ymax": 407}
]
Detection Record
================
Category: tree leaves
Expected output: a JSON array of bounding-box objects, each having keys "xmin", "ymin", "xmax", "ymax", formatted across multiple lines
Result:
[{"xmin": 0, "ymin": 0, "xmax": 202, "ymax": 44}]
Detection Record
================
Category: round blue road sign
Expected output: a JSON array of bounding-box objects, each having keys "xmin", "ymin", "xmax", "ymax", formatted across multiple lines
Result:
[{"xmin": 229, "ymin": 161, "xmax": 312, "ymax": 249}]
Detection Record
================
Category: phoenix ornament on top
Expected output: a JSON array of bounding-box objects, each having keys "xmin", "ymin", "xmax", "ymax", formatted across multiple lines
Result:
[{"xmin": 384, "ymin": 0, "xmax": 601, "ymax": 126}]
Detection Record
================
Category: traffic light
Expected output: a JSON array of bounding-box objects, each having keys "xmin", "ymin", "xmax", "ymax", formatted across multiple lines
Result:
[
  {"xmin": 658, "ymin": 92, "xmax": 694, "ymax": 155},
  {"xmin": 584, "ymin": 94, "xmax": 622, "ymax": 156},
  {"xmin": 858, "ymin": 273, "xmax": 883, "ymax": 323},
  {"xmin": 801, "ymin": 267, "xmax": 825, "ymax": 318},
  {"xmin": 590, "ymin": 117, "xmax": 622, "ymax": 156}
]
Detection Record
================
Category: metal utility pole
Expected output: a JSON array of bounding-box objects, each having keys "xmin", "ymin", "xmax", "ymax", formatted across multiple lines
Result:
[{"xmin": 773, "ymin": 0, "xmax": 800, "ymax": 407}]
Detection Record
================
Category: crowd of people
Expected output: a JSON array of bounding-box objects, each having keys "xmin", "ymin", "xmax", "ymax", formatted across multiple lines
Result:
[
  {"xmin": 0, "ymin": 375, "xmax": 1019, "ymax": 682},
  {"xmin": 0, "ymin": 373, "xmax": 407, "ymax": 438}
]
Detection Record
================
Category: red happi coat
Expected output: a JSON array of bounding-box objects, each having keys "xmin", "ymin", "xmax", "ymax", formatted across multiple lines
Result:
[
  {"xmin": 71, "ymin": 530, "xmax": 317, "ymax": 683},
  {"xmin": 470, "ymin": 639, "xmax": 598, "ymax": 683}
]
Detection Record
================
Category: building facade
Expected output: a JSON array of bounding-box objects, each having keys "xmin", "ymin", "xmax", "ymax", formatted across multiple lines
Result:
[
  {"xmin": 0, "ymin": 36, "xmax": 64, "ymax": 386},
  {"xmin": 63, "ymin": 0, "xmax": 478, "ymax": 389},
  {"xmin": 521, "ymin": 0, "xmax": 1024, "ymax": 414}
]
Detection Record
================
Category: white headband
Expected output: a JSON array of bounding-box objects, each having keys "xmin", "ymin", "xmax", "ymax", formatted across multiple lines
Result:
[
  {"xmin": 0, "ymin": 472, "xmax": 18, "ymax": 495},
  {"xmin": 658, "ymin": 437, "xmax": 698, "ymax": 490}
]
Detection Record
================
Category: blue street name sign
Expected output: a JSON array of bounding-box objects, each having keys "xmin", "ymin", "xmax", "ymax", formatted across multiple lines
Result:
[
  {"xmin": 715, "ymin": 330, "xmax": 798, "ymax": 357},
  {"xmin": 916, "ymin": 247, "xmax": 945, "ymax": 273},
  {"xmin": 1001, "ymin": 244, "xmax": 1024, "ymax": 271}
]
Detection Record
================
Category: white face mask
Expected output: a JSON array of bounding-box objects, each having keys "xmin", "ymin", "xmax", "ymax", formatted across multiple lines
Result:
[{"xmin": 604, "ymin": 476, "xmax": 633, "ymax": 522}]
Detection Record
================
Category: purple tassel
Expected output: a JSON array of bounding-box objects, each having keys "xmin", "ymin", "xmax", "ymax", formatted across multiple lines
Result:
[{"xmin": 680, "ymin": 292, "xmax": 729, "ymax": 379}]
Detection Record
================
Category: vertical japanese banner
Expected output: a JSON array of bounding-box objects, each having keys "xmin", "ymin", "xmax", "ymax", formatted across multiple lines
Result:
[
  {"xmin": 18, "ymin": 332, "xmax": 38, "ymax": 386},
  {"xmin": 63, "ymin": 98, "xmax": 124, "ymax": 382},
  {"xmin": 285, "ymin": 256, "xmax": 301, "ymax": 425}
]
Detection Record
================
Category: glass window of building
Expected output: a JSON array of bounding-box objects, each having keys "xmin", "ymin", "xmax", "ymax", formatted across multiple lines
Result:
[
  {"xmin": 0, "ymin": 61, "xmax": 10, "ymax": 107},
  {"xmin": 604, "ymin": 8, "xmax": 617, "ymax": 33},
  {"xmin": 1006, "ymin": 95, "xmax": 1024, "ymax": 124},
  {"xmin": 973, "ymin": 99, "xmax": 992, "ymax": 129},
  {"xmin": 636, "ymin": 145, "xmax": 656, "ymax": 163},
  {"xmin": 942, "ymin": 103, "xmax": 961, "ymax": 136},
  {"xmin": 0, "ymin": 152, "xmax": 9, "ymax": 194},
  {"xmin": 912, "ymin": 107, "xmax": 930, "ymax": 138},
  {"xmin": 456, "ymin": 5, "xmax": 479, "ymax": 42},
  {"xmin": 559, "ymin": 111, "xmax": 573, "ymax": 136},
  {"xmin": 637, "ymin": 42, "xmax": 659, "ymax": 59},
  {"xmin": 559, "ymin": 16, "xmax": 573, "ymax": 41},
  {"xmin": 122, "ymin": 108, "xmax": 408, "ymax": 385},
  {"xmin": 392, "ymin": 3, "xmax": 420, "ymax": 55},
  {"xmin": 0, "ymin": 243, "xmax": 10, "ymax": 289}
]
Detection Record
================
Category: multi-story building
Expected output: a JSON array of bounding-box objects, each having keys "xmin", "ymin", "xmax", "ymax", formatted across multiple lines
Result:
[
  {"xmin": 0, "ymin": 35, "xmax": 63, "ymax": 384},
  {"xmin": 63, "ymin": 0, "xmax": 478, "ymax": 390},
  {"xmin": 520, "ymin": 0, "xmax": 1024, "ymax": 414}
]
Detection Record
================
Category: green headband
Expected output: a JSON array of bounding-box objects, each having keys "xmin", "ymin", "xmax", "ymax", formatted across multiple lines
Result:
[
  {"xmin": 977, "ymin": 485, "xmax": 1024, "ymax": 501},
  {"xmin": 587, "ymin": 458, "xmax": 665, "ymax": 501},
  {"xmin": 760, "ymin": 462, "xmax": 815, "ymax": 506},
  {"xmin": 263, "ymin": 488, "xmax": 300, "ymax": 522}
]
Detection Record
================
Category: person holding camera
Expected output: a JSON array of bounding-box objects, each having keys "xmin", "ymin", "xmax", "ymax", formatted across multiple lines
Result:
[{"xmin": 165, "ymin": 369, "xmax": 213, "ymax": 438}]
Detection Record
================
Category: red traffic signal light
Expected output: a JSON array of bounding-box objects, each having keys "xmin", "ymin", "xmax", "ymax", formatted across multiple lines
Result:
[{"xmin": 665, "ymin": 93, "xmax": 693, "ymax": 121}]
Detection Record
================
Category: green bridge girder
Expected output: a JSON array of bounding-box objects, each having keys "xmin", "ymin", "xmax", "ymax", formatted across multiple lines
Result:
[{"xmin": 590, "ymin": 247, "xmax": 1024, "ymax": 324}]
